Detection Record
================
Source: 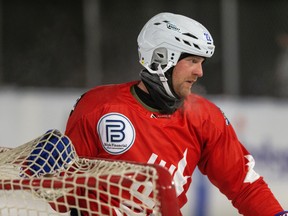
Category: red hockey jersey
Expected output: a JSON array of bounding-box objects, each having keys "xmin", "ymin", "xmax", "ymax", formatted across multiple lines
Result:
[{"xmin": 65, "ymin": 81, "xmax": 283, "ymax": 215}]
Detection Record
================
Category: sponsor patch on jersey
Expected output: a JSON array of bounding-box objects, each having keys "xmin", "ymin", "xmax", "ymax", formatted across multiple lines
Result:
[{"xmin": 97, "ymin": 112, "xmax": 135, "ymax": 155}]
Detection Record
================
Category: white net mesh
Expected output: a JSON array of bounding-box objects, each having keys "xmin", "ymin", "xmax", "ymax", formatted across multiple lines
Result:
[{"xmin": 0, "ymin": 129, "xmax": 178, "ymax": 216}]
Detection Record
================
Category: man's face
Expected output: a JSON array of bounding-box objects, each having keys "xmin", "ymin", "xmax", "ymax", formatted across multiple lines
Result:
[{"xmin": 172, "ymin": 55, "xmax": 205, "ymax": 98}]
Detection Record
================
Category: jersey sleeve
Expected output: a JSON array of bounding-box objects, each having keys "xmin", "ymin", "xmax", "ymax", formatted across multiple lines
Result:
[
  {"xmin": 197, "ymin": 104, "xmax": 283, "ymax": 216},
  {"xmin": 66, "ymin": 114, "xmax": 99, "ymax": 157},
  {"xmin": 65, "ymin": 91, "xmax": 100, "ymax": 158}
]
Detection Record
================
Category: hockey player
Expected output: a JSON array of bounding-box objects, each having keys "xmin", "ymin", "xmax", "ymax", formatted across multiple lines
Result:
[{"xmin": 65, "ymin": 12, "xmax": 287, "ymax": 215}]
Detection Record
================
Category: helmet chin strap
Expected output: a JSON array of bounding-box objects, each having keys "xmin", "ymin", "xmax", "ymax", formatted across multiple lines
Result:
[{"xmin": 145, "ymin": 61, "xmax": 176, "ymax": 98}]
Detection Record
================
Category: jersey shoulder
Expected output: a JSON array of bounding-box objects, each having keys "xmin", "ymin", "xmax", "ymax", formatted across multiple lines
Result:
[
  {"xmin": 85, "ymin": 81, "xmax": 137, "ymax": 103},
  {"xmin": 70, "ymin": 81, "xmax": 138, "ymax": 118},
  {"xmin": 185, "ymin": 93, "xmax": 230, "ymax": 126},
  {"xmin": 185, "ymin": 93, "xmax": 219, "ymax": 113}
]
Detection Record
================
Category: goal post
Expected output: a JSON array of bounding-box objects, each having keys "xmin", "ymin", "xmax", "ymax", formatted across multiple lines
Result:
[{"xmin": 0, "ymin": 129, "xmax": 180, "ymax": 216}]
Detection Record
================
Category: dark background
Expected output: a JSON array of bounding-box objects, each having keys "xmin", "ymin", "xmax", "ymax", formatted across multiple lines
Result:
[{"xmin": 0, "ymin": 0, "xmax": 287, "ymax": 97}]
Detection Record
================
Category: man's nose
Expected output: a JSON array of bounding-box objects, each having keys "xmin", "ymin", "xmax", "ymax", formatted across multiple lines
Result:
[{"xmin": 193, "ymin": 63, "xmax": 203, "ymax": 78}]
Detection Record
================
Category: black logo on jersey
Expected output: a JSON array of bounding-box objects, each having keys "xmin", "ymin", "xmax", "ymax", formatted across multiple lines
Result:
[{"xmin": 97, "ymin": 113, "xmax": 135, "ymax": 155}]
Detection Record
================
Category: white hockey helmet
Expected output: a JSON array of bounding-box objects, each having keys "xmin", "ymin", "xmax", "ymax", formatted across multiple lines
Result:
[{"xmin": 137, "ymin": 12, "xmax": 215, "ymax": 72}]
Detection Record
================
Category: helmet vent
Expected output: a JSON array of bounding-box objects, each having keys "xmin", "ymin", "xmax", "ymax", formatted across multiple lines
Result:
[
  {"xmin": 193, "ymin": 44, "xmax": 200, "ymax": 50},
  {"xmin": 175, "ymin": 37, "xmax": 181, "ymax": 42},
  {"xmin": 182, "ymin": 33, "xmax": 198, "ymax": 40},
  {"xmin": 154, "ymin": 20, "xmax": 169, "ymax": 25},
  {"xmin": 183, "ymin": 40, "xmax": 191, "ymax": 46},
  {"xmin": 156, "ymin": 52, "xmax": 164, "ymax": 59}
]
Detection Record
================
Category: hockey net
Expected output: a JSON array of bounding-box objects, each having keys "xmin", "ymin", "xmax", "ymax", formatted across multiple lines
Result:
[{"xmin": 0, "ymin": 129, "xmax": 179, "ymax": 216}]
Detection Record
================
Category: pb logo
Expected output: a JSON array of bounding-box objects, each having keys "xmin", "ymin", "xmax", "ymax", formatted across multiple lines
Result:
[
  {"xmin": 97, "ymin": 113, "xmax": 135, "ymax": 155},
  {"xmin": 105, "ymin": 119, "xmax": 125, "ymax": 142}
]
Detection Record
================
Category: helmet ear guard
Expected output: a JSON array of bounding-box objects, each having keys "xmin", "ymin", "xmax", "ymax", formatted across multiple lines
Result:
[
  {"xmin": 151, "ymin": 47, "xmax": 169, "ymax": 66},
  {"xmin": 138, "ymin": 46, "xmax": 182, "ymax": 72},
  {"xmin": 141, "ymin": 48, "xmax": 175, "ymax": 98}
]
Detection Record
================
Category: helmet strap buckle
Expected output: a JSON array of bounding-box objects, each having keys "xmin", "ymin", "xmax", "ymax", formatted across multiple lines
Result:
[{"xmin": 144, "ymin": 61, "xmax": 175, "ymax": 98}]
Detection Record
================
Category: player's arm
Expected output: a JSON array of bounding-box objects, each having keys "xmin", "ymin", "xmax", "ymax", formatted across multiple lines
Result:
[{"xmin": 197, "ymin": 106, "xmax": 284, "ymax": 216}]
